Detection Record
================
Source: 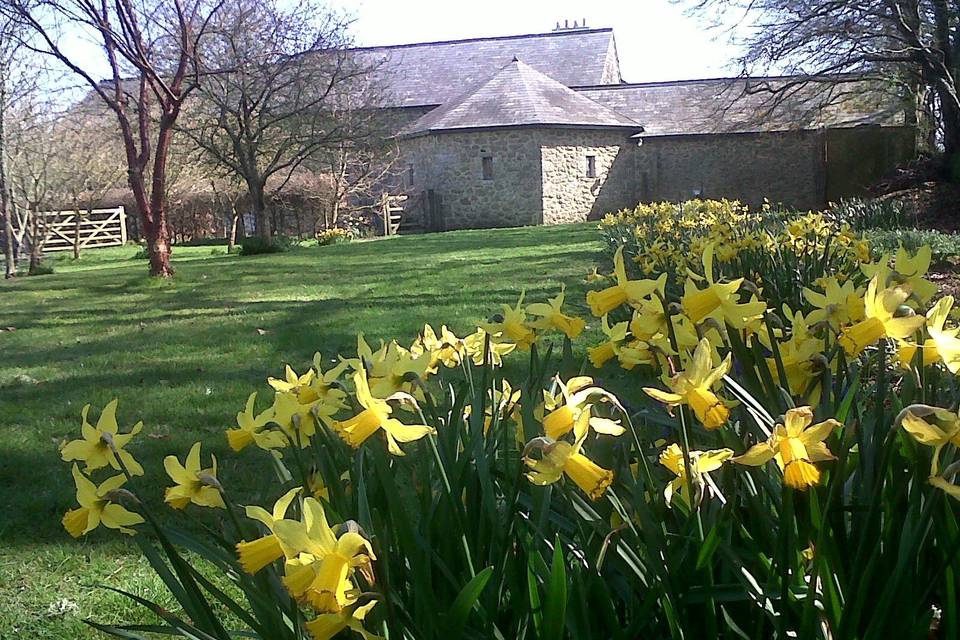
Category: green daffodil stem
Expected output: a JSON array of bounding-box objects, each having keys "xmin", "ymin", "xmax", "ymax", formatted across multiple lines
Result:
[{"xmin": 427, "ymin": 433, "xmax": 477, "ymax": 578}]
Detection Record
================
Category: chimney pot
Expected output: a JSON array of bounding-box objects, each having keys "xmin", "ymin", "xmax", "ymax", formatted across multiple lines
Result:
[{"xmin": 564, "ymin": 19, "xmax": 569, "ymax": 28}]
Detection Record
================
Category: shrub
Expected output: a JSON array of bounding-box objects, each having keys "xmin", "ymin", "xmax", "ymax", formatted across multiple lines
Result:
[
  {"xmin": 132, "ymin": 246, "xmax": 149, "ymax": 260},
  {"xmin": 825, "ymin": 197, "xmax": 915, "ymax": 231},
  {"xmin": 867, "ymin": 228, "xmax": 960, "ymax": 266},
  {"xmin": 58, "ymin": 237, "xmax": 960, "ymax": 639},
  {"xmin": 239, "ymin": 235, "xmax": 296, "ymax": 255},
  {"xmin": 315, "ymin": 227, "xmax": 353, "ymax": 246}
]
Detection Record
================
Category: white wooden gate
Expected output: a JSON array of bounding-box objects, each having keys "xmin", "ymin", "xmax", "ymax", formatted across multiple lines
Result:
[{"xmin": 37, "ymin": 207, "xmax": 127, "ymax": 253}]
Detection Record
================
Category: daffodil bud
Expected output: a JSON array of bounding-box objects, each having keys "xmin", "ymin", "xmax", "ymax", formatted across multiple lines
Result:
[
  {"xmin": 893, "ymin": 304, "xmax": 916, "ymax": 318},
  {"xmin": 810, "ymin": 353, "xmax": 829, "ymax": 372}
]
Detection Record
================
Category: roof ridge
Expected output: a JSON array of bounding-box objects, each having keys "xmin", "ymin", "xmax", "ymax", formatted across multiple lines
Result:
[
  {"xmin": 349, "ymin": 28, "xmax": 613, "ymax": 53},
  {"xmin": 573, "ymin": 72, "xmax": 874, "ymax": 90}
]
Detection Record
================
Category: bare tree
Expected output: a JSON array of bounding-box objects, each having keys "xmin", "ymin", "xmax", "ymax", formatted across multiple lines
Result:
[
  {"xmin": 183, "ymin": 0, "xmax": 375, "ymax": 242},
  {"xmin": 54, "ymin": 111, "xmax": 126, "ymax": 259},
  {"xmin": 0, "ymin": 10, "xmax": 39, "ymax": 278},
  {"xmin": 319, "ymin": 138, "xmax": 400, "ymax": 233},
  {"xmin": 684, "ymin": 1, "xmax": 960, "ymax": 165},
  {"xmin": 3, "ymin": 0, "xmax": 224, "ymax": 276}
]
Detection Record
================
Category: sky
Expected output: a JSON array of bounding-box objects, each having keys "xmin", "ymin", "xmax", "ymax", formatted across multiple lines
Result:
[{"xmin": 336, "ymin": 0, "xmax": 744, "ymax": 82}]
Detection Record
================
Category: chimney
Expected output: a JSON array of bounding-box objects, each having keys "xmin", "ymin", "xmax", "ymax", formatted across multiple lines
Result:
[{"xmin": 564, "ymin": 19, "xmax": 569, "ymax": 28}]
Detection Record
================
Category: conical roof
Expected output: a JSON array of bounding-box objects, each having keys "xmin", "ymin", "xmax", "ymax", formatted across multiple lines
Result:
[{"xmin": 398, "ymin": 58, "xmax": 642, "ymax": 137}]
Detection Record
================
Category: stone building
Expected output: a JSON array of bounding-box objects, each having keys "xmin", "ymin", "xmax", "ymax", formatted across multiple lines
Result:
[{"xmin": 354, "ymin": 27, "xmax": 913, "ymax": 230}]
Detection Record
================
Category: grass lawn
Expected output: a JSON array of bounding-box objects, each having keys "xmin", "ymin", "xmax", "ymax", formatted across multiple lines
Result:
[{"xmin": 0, "ymin": 223, "xmax": 601, "ymax": 638}]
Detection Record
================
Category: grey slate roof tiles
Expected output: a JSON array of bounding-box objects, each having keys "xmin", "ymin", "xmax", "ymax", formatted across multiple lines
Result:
[
  {"xmin": 397, "ymin": 59, "xmax": 642, "ymax": 137},
  {"xmin": 577, "ymin": 77, "xmax": 906, "ymax": 136},
  {"xmin": 355, "ymin": 28, "xmax": 618, "ymax": 108}
]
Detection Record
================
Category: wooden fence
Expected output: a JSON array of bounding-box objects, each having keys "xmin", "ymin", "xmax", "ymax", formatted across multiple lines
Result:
[{"xmin": 32, "ymin": 207, "xmax": 127, "ymax": 253}]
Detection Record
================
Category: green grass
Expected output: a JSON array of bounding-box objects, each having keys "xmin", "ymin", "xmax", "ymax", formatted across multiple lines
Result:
[{"xmin": 0, "ymin": 224, "xmax": 601, "ymax": 638}]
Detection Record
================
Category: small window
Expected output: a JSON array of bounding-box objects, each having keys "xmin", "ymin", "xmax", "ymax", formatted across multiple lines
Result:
[
  {"xmin": 586, "ymin": 155, "xmax": 597, "ymax": 178},
  {"xmin": 406, "ymin": 164, "xmax": 414, "ymax": 187},
  {"xmin": 481, "ymin": 156, "xmax": 493, "ymax": 180}
]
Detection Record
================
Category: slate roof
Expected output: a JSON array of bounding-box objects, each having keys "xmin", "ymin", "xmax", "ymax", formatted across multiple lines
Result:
[
  {"xmin": 398, "ymin": 59, "xmax": 642, "ymax": 138},
  {"xmin": 354, "ymin": 28, "xmax": 620, "ymax": 108},
  {"xmin": 577, "ymin": 76, "xmax": 906, "ymax": 136}
]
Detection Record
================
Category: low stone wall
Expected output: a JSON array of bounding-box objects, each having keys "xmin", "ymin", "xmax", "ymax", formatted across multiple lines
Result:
[
  {"xmin": 539, "ymin": 130, "xmax": 638, "ymax": 223},
  {"xmin": 401, "ymin": 130, "xmax": 544, "ymax": 229}
]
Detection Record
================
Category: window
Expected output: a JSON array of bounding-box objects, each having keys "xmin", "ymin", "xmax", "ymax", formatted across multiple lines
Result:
[
  {"xmin": 585, "ymin": 155, "xmax": 597, "ymax": 178},
  {"xmin": 406, "ymin": 164, "xmax": 415, "ymax": 187},
  {"xmin": 481, "ymin": 156, "xmax": 493, "ymax": 180}
]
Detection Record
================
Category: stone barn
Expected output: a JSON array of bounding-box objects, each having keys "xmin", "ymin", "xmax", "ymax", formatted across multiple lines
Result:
[{"xmin": 352, "ymin": 26, "xmax": 914, "ymax": 230}]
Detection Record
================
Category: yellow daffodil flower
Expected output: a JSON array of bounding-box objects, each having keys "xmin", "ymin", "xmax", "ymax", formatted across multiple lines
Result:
[
  {"xmin": 587, "ymin": 315, "xmax": 629, "ymax": 368},
  {"xmin": 333, "ymin": 369, "xmax": 434, "ymax": 456},
  {"xmin": 464, "ymin": 328, "xmax": 516, "ymax": 366},
  {"xmin": 60, "ymin": 399, "xmax": 144, "ymax": 476},
  {"xmin": 274, "ymin": 498, "xmax": 375, "ymax": 612},
  {"xmin": 163, "ymin": 442, "xmax": 225, "ymax": 509},
  {"xmin": 411, "ymin": 324, "xmax": 465, "ymax": 369},
  {"xmin": 732, "ymin": 406, "xmax": 839, "ymax": 490},
  {"xmin": 62, "ymin": 465, "xmax": 144, "ymax": 537},
  {"xmin": 269, "ymin": 366, "xmax": 320, "ymax": 403},
  {"xmin": 226, "ymin": 392, "xmax": 286, "ymax": 453},
  {"xmin": 586, "ymin": 246, "xmax": 666, "ymax": 316},
  {"xmin": 523, "ymin": 436, "xmax": 614, "ymax": 500},
  {"xmin": 643, "ymin": 338, "xmax": 732, "ymax": 430},
  {"xmin": 862, "ymin": 245, "xmax": 937, "ymax": 303},
  {"xmin": 659, "ymin": 443, "xmax": 733, "ymax": 507},
  {"xmin": 527, "ymin": 286, "xmax": 586, "ymax": 339},
  {"xmin": 760, "ymin": 308, "xmax": 823, "ymax": 398},
  {"xmin": 305, "ymin": 600, "xmax": 381, "ymax": 640},
  {"xmin": 838, "ymin": 277, "xmax": 926, "ymax": 356},
  {"xmin": 539, "ymin": 376, "xmax": 625, "ymax": 440},
  {"xmin": 236, "ymin": 486, "xmax": 302, "ymax": 574},
  {"xmin": 803, "ymin": 277, "xmax": 865, "ymax": 329},
  {"xmin": 898, "ymin": 296, "xmax": 960, "ymax": 373},
  {"xmin": 896, "ymin": 404, "xmax": 960, "ymax": 474},
  {"xmin": 485, "ymin": 292, "xmax": 537, "ymax": 350},
  {"xmin": 680, "ymin": 243, "xmax": 766, "ymax": 328}
]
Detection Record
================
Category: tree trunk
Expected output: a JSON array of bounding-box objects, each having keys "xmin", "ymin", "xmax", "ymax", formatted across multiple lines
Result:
[
  {"xmin": 249, "ymin": 180, "xmax": 272, "ymax": 242},
  {"xmin": 73, "ymin": 208, "xmax": 81, "ymax": 259},
  {"xmin": 227, "ymin": 204, "xmax": 239, "ymax": 251},
  {"xmin": 0, "ymin": 56, "xmax": 13, "ymax": 279},
  {"xmin": 28, "ymin": 208, "xmax": 41, "ymax": 274}
]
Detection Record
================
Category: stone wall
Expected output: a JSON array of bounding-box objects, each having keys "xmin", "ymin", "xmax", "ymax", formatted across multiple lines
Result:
[
  {"xmin": 539, "ymin": 130, "xmax": 637, "ymax": 223},
  {"xmin": 401, "ymin": 129, "xmax": 544, "ymax": 229},
  {"xmin": 636, "ymin": 130, "xmax": 824, "ymax": 210}
]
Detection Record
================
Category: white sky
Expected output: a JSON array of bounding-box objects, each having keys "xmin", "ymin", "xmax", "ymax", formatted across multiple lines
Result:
[{"xmin": 335, "ymin": 0, "xmax": 743, "ymax": 82}]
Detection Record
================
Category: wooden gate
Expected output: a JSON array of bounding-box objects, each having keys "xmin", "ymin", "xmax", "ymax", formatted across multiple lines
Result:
[{"xmin": 35, "ymin": 207, "xmax": 128, "ymax": 253}]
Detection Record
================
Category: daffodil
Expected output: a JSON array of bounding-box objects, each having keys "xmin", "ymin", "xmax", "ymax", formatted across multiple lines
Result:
[
  {"xmin": 587, "ymin": 315, "xmax": 629, "ymax": 368},
  {"xmin": 226, "ymin": 392, "xmax": 286, "ymax": 453},
  {"xmin": 305, "ymin": 600, "xmax": 382, "ymax": 640},
  {"xmin": 862, "ymin": 245, "xmax": 937, "ymax": 303},
  {"xmin": 527, "ymin": 286, "xmax": 586, "ymax": 339},
  {"xmin": 523, "ymin": 436, "xmax": 614, "ymax": 500},
  {"xmin": 658, "ymin": 443, "xmax": 732, "ymax": 507},
  {"xmin": 759, "ymin": 308, "xmax": 823, "ymax": 398},
  {"xmin": 680, "ymin": 243, "xmax": 766, "ymax": 328},
  {"xmin": 411, "ymin": 324, "xmax": 465, "ymax": 369},
  {"xmin": 486, "ymin": 292, "xmax": 537, "ymax": 350},
  {"xmin": 539, "ymin": 376, "xmax": 624, "ymax": 440},
  {"xmin": 803, "ymin": 277, "xmax": 864, "ymax": 329},
  {"xmin": 838, "ymin": 277, "xmax": 926, "ymax": 356},
  {"xmin": 464, "ymin": 328, "xmax": 516, "ymax": 366},
  {"xmin": 236, "ymin": 486, "xmax": 302, "ymax": 574},
  {"xmin": 269, "ymin": 366, "xmax": 321, "ymax": 403},
  {"xmin": 586, "ymin": 246, "xmax": 666, "ymax": 316},
  {"xmin": 643, "ymin": 338, "xmax": 732, "ymax": 430},
  {"xmin": 898, "ymin": 296, "xmax": 960, "ymax": 373},
  {"xmin": 62, "ymin": 465, "xmax": 144, "ymax": 537},
  {"xmin": 60, "ymin": 399, "xmax": 144, "ymax": 476},
  {"xmin": 333, "ymin": 369, "xmax": 434, "ymax": 456},
  {"xmin": 274, "ymin": 498, "xmax": 376, "ymax": 612},
  {"xmin": 163, "ymin": 442, "xmax": 225, "ymax": 509},
  {"xmin": 896, "ymin": 404, "xmax": 960, "ymax": 474},
  {"xmin": 733, "ymin": 406, "xmax": 839, "ymax": 490}
]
